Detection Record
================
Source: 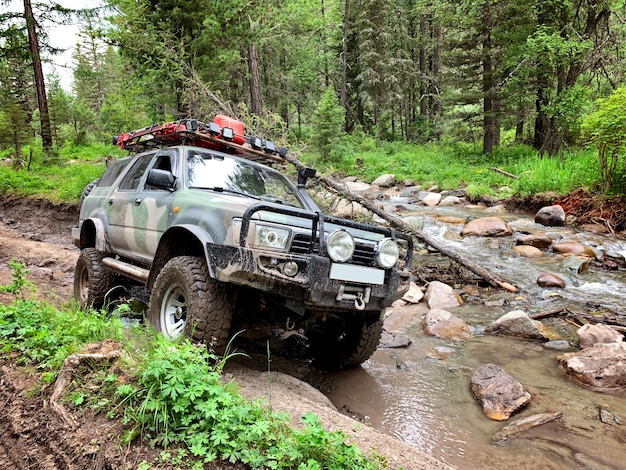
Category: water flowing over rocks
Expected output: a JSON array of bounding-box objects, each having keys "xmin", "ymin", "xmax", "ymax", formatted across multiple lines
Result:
[
  {"xmin": 470, "ymin": 364, "xmax": 532, "ymax": 421},
  {"xmin": 424, "ymin": 280, "xmax": 463, "ymax": 309},
  {"xmin": 460, "ymin": 217, "xmax": 513, "ymax": 237},
  {"xmin": 535, "ymin": 204, "xmax": 566, "ymax": 226},
  {"xmin": 485, "ymin": 310, "xmax": 550, "ymax": 341},
  {"xmin": 492, "ymin": 412, "xmax": 563, "ymax": 444},
  {"xmin": 422, "ymin": 309, "xmax": 474, "ymax": 340}
]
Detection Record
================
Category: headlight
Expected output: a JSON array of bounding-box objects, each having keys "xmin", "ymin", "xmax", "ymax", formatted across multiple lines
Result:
[
  {"xmin": 327, "ymin": 230, "xmax": 354, "ymax": 262},
  {"xmin": 375, "ymin": 238, "xmax": 399, "ymax": 268},
  {"xmin": 254, "ymin": 225, "xmax": 290, "ymax": 250}
]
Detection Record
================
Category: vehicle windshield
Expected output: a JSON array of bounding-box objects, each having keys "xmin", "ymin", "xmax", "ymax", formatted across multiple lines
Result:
[{"xmin": 186, "ymin": 150, "xmax": 304, "ymax": 208}]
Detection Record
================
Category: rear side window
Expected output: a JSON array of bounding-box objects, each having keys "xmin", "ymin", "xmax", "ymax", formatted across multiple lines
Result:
[{"xmin": 97, "ymin": 157, "xmax": 133, "ymax": 187}]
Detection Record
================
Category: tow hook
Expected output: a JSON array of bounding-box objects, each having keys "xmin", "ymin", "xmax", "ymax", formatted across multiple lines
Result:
[{"xmin": 354, "ymin": 293, "xmax": 365, "ymax": 310}]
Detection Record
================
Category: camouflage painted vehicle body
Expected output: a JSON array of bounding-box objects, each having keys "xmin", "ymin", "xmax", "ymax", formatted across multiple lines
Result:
[{"xmin": 73, "ymin": 144, "xmax": 413, "ymax": 368}]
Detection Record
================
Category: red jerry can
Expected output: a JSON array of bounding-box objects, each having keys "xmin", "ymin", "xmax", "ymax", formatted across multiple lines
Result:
[{"xmin": 214, "ymin": 115, "xmax": 245, "ymax": 145}]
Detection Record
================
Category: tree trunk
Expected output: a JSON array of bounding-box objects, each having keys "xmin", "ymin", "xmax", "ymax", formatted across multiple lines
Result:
[
  {"xmin": 340, "ymin": 0, "xmax": 350, "ymax": 109},
  {"xmin": 24, "ymin": 0, "xmax": 53, "ymax": 154},
  {"xmin": 248, "ymin": 42, "xmax": 263, "ymax": 115},
  {"xmin": 283, "ymin": 153, "xmax": 517, "ymax": 293}
]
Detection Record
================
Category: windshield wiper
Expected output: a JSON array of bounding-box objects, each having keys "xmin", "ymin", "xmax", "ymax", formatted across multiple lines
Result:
[{"xmin": 192, "ymin": 186, "xmax": 262, "ymax": 201}]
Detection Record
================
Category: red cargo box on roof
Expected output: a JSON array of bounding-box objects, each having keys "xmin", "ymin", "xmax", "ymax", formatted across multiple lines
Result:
[{"xmin": 214, "ymin": 114, "xmax": 245, "ymax": 145}]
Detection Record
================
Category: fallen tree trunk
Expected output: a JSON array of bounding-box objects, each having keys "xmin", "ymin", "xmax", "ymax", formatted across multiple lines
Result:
[{"xmin": 283, "ymin": 153, "xmax": 517, "ymax": 292}]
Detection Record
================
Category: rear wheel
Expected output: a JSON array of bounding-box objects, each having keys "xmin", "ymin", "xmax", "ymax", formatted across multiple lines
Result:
[
  {"xmin": 312, "ymin": 314, "xmax": 384, "ymax": 369},
  {"xmin": 148, "ymin": 256, "xmax": 233, "ymax": 353},
  {"xmin": 74, "ymin": 248, "xmax": 116, "ymax": 310}
]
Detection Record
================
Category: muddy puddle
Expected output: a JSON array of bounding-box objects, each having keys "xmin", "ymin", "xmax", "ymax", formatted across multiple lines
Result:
[{"xmin": 326, "ymin": 204, "xmax": 626, "ymax": 469}]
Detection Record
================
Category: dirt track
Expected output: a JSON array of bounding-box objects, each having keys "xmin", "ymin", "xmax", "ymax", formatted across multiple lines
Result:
[{"xmin": 0, "ymin": 197, "xmax": 452, "ymax": 470}]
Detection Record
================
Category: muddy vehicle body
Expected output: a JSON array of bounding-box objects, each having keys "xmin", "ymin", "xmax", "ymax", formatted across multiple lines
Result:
[{"xmin": 73, "ymin": 118, "xmax": 413, "ymax": 368}]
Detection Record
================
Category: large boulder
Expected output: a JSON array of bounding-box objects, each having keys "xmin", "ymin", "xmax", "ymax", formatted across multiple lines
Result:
[
  {"xmin": 535, "ymin": 205, "xmax": 566, "ymax": 227},
  {"xmin": 577, "ymin": 323, "xmax": 624, "ymax": 349},
  {"xmin": 422, "ymin": 309, "xmax": 474, "ymax": 340},
  {"xmin": 425, "ymin": 281, "xmax": 463, "ymax": 309},
  {"xmin": 471, "ymin": 364, "xmax": 531, "ymax": 421},
  {"xmin": 558, "ymin": 342, "xmax": 626, "ymax": 392},
  {"xmin": 485, "ymin": 310, "xmax": 549, "ymax": 341},
  {"xmin": 460, "ymin": 217, "xmax": 513, "ymax": 237}
]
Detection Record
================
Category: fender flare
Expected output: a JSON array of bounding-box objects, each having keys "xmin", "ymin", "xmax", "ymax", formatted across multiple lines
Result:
[{"xmin": 80, "ymin": 217, "xmax": 109, "ymax": 252}]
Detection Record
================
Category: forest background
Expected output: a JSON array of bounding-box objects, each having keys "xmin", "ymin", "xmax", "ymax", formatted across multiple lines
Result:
[{"xmin": 2, "ymin": 0, "xmax": 626, "ymax": 201}]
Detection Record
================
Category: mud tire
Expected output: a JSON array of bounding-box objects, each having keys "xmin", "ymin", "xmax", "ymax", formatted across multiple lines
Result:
[
  {"xmin": 74, "ymin": 248, "xmax": 116, "ymax": 310},
  {"xmin": 80, "ymin": 178, "xmax": 99, "ymax": 204},
  {"xmin": 314, "ymin": 315, "xmax": 384, "ymax": 369},
  {"xmin": 148, "ymin": 256, "xmax": 233, "ymax": 353}
]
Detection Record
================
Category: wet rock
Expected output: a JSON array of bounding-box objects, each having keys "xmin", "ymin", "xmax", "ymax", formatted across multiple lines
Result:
[
  {"xmin": 426, "ymin": 346, "xmax": 456, "ymax": 360},
  {"xmin": 537, "ymin": 273, "xmax": 566, "ymax": 288},
  {"xmin": 552, "ymin": 242, "xmax": 596, "ymax": 258},
  {"xmin": 471, "ymin": 364, "xmax": 531, "ymax": 421},
  {"xmin": 492, "ymin": 412, "xmax": 562, "ymax": 444},
  {"xmin": 436, "ymin": 216, "xmax": 464, "ymax": 225},
  {"xmin": 512, "ymin": 245, "xmax": 543, "ymax": 258},
  {"xmin": 379, "ymin": 329, "xmax": 412, "ymax": 349},
  {"xmin": 462, "ymin": 284, "xmax": 480, "ymax": 296},
  {"xmin": 439, "ymin": 196, "xmax": 462, "ymax": 206},
  {"xmin": 422, "ymin": 309, "xmax": 474, "ymax": 340},
  {"xmin": 543, "ymin": 340, "xmax": 572, "ymax": 351},
  {"xmin": 460, "ymin": 217, "xmax": 513, "ymax": 237},
  {"xmin": 516, "ymin": 234, "xmax": 553, "ymax": 249},
  {"xmin": 599, "ymin": 405, "xmax": 622, "ymax": 425},
  {"xmin": 402, "ymin": 282, "xmax": 424, "ymax": 304},
  {"xmin": 422, "ymin": 192, "xmax": 442, "ymax": 206},
  {"xmin": 558, "ymin": 342, "xmax": 626, "ymax": 392},
  {"xmin": 535, "ymin": 205, "xmax": 566, "ymax": 227},
  {"xmin": 485, "ymin": 310, "xmax": 549, "ymax": 341},
  {"xmin": 561, "ymin": 255, "xmax": 591, "ymax": 274},
  {"xmin": 399, "ymin": 186, "xmax": 422, "ymax": 198},
  {"xmin": 577, "ymin": 323, "xmax": 624, "ymax": 349},
  {"xmin": 425, "ymin": 281, "xmax": 463, "ymax": 309},
  {"xmin": 372, "ymin": 174, "xmax": 396, "ymax": 187}
]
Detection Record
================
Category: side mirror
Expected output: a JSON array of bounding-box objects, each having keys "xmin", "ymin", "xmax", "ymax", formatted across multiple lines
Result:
[{"xmin": 146, "ymin": 169, "xmax": 175, "ymax": 190}]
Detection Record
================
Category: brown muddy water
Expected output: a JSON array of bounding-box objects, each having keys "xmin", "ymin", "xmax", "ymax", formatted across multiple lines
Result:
[{"xmin": 326, "ymin": 204, "xmax": 626, "ymax": 470}]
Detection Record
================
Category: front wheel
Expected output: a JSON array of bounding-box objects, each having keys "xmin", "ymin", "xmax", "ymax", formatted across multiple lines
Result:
[
  {"xmin": 148, "ymin": 256, "xmax": 233, "ymax": 353},
  {"xmin": 74, "ymin": 248, "xmax": 116, "ymax": 310},
  {"xmin": 311, "ymin": 314, "xmax": 384, "ymax": 369}
]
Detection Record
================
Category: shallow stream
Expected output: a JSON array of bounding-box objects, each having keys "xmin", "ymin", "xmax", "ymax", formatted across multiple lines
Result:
[{"xmin": 327, "ymin": 202, "xmax": 626, "ymax": 469}]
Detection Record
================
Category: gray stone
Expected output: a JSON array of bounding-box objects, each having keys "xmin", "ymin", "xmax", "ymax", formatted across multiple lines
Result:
[
  {"xmin": 422, "ymin": 192, "xmax": 442, "ymax": 206},
  {"xmin": 485, "ymin": 310, "xmax": 549, "ymax": 341},
  {"xmin": 439, "ymin": 196, "xmax": 462, "ymax": 206},
  {"xmin": 535, "ymin": 205, "xmax": 566, "ymax": 227},
  {"xmin": 471, "ymin": 364, "xmax": 531, "ymax": 421},
  {"xmin": 492, "ymin": 412, "xmax": 562, "ymax": 444}
]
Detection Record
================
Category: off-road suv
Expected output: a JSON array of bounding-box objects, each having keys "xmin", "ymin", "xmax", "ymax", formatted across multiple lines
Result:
[{"xmin": 73, "ymin": 117, "xmax": 413, "ymax": 368}]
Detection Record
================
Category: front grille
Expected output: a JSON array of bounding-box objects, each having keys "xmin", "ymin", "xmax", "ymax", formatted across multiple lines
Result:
[{"xmin": 290, "ymin": 233, "xmax": 376, "ymax": 267}]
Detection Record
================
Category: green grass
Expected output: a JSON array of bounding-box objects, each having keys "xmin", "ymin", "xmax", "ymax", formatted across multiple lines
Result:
[
  {"xmin": 0, "ymin": 262, "xmax": 388, "ymax": 470},
  {"xmin": 302, "ymin": 138, "xmax": 604, "ymax": 199}
]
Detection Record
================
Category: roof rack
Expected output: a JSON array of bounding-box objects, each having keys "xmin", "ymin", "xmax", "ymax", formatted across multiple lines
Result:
[{"xmin": 112, "ymin": 117, "xmax": 288, "ymax": 166}]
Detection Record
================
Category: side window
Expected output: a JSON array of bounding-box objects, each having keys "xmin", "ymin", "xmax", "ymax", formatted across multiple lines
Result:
[
  {"xmin": 97, "ymin": 157, "xmax": 133, "ymax": 187},
  {"xmin": 118, "ymin": 153, "xmax": 154, "ymax": 191}
]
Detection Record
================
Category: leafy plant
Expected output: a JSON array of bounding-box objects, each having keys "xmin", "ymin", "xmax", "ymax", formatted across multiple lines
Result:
[{"xmin": 0, "ymin": 259, "xmax": 34, "ymax": 300}]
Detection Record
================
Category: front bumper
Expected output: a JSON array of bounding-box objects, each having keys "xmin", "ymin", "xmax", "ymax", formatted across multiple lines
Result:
[{"xmin": 206, "ymin": 243, "xmax": 410, "ymax": 313}]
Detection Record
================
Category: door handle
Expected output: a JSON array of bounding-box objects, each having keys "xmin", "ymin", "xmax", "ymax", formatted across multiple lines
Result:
[
  {"xmin": 108, "ymin": 199, "xmax": 113, "ymax": 205},
  {"xmin": 134, "ymin": 198, "xmax": 142, "ymax": 205}
]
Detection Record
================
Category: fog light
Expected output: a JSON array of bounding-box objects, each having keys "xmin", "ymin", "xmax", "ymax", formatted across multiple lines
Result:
[{"xmin": 283, "ymin": 261, "xmax": 299, "ymax": 277}]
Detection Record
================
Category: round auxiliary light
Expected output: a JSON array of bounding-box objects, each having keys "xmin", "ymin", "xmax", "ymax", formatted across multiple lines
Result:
[
  {"xmin": 326, "ymin": 230, "xmax": 355, "ymax": 263},
  {"xmin": 375, "ymin": 238, "xmax": 400, "ymax": 268},
  {"xmin": 283, "ymin": 261, "xmax": 299, "ymax": 277}
]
